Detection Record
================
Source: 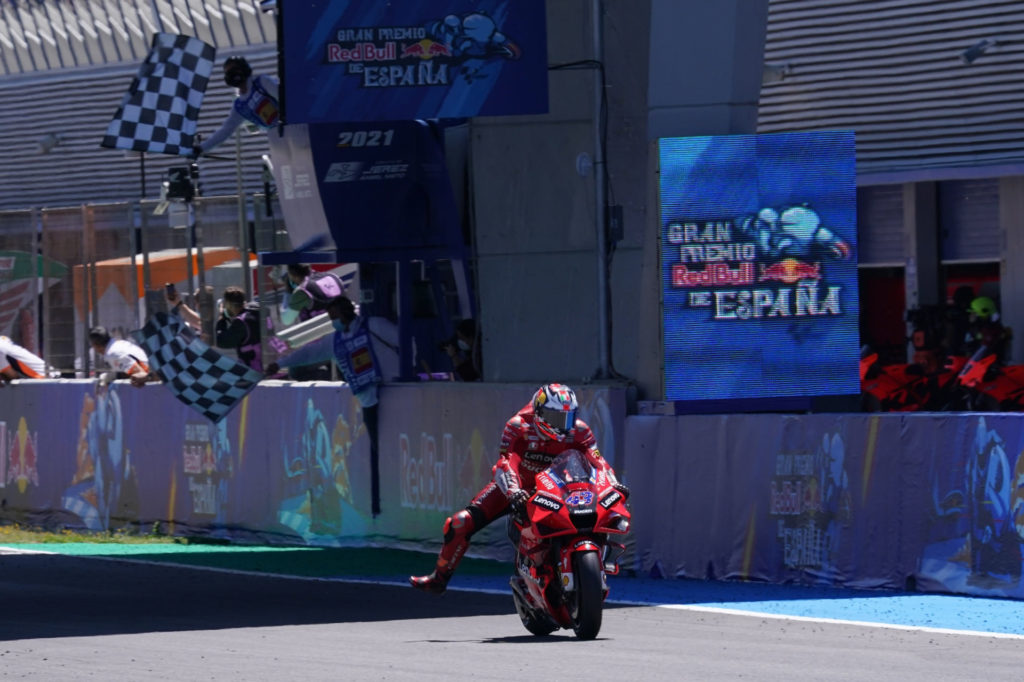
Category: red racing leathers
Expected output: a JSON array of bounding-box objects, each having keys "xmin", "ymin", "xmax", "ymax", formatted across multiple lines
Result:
[
  {"xmin": 409, "ymin": 401, "xmax": 621, "ymax": 594},
  {"xmin": 490, "ymin": 404, "xmax": 612, "ymax": 507}
]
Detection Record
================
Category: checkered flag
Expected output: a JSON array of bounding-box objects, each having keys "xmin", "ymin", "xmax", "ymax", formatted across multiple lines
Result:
[
  {"xmin": 133, "ymin": 312, "xmax": 262, "ymax": 423},
  {"xmin": 101, "ymin": 33, "xmax": 216, "ymax": 156}
]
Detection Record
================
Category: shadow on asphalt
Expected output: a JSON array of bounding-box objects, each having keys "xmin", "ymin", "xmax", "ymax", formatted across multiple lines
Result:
[
  {"xmin": 479, "ymin": 634, "xmax": 615, "ymax": 644},
  {"xmin": 60, "ymin": 545, "xmax": 922, "ymax": 606},
  {"xmin": 0, "ymin": 552, "xmax": 515, "ymax": 641},
  {"xmin": 3, "ymin": 546, "xmax": 952, "ymax": 642}
]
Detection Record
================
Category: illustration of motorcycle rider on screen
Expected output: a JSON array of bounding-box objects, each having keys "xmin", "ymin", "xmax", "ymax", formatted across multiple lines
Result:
[
  {"xmin": 730, "ymin": 204, "xmax": 852, "ymax": 344},
  {"xmin": 422, "ymin": 11, "xmax": 521, "ymax": 84},
  {"xmin": 737, "ymin": 205, "xmax": 851, "ymax": 262},
  {"xmin": 426, "ymin": 12, "xmax": 521, "ymax": 59}
]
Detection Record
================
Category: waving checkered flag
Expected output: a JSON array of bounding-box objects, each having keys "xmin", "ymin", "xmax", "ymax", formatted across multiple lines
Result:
[
  {"xmin": 134, "ymin": 312, "xmax": 262, "ymax": 423},
  {"xmin": 101, "ymin": 33, "xmax": 216, "ymax": 156}
]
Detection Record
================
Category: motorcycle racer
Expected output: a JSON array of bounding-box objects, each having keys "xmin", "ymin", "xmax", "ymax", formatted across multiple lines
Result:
[{"xmin": 409, "ymin": 383, "xmax": 628, "ymax": 594}]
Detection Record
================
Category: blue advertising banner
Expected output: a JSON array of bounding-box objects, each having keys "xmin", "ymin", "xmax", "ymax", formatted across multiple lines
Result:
[
  {"xmin": 311, "ymin": 120, "xmax": 463, "ymax": 255},
  {"xmin": 3, "ymin": 382, "xmax": 1024, "ymax": 600},
  {"xmin": 626, "ymin": 411, "xmax": 1024, "ymax": 599},
  {"xmin": 266, "ymin": 119, "xmax": 464, "ymax": 259},
  {"xmin": 658, "ymin": 131, "xmax": 859, "ymax": 403},
  {"xmin": 281, "ymin": 0, "xmax": 549, "ymax": 123},
  {"xmin": 0, "ymin": 380, "xmax": 625, "ymax": 561}
]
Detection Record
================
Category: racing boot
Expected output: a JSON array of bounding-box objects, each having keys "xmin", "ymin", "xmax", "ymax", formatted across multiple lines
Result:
[
  {"xmin": 409, "ymin": 508, "xmax": 478, "ymax": 594},
  {"xmin": 409, "ymin": 568, "xmax": 453, "ymax": 595}
]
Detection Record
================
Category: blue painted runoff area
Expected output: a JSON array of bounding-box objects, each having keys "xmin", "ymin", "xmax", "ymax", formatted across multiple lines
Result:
[{"xmin": 441, "ymin": 574, "xmax": 1024, "ymax": 638}]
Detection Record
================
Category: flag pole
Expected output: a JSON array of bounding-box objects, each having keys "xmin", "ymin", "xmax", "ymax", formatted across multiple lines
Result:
[{"xmin": 235, "ymin": 129, "xmax": 252, "ymax": 301}]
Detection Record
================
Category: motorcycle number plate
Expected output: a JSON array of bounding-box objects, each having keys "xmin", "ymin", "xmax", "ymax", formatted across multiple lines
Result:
[{"xmin": 565, "ymin": 490, "xmax": 594, "ymax": 507}]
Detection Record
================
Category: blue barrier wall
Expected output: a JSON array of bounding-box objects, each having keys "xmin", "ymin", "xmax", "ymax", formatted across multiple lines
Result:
[
  {"xmin": 0, "ymin": 380, "xmax": 624, "ymax": 561},
  {"xmin": 1, "ymin": 380, "xmax": 1020, "ymax": 599},
  {"xmin": 627, "ymin": 413, "xmax": 1024, "ymax": 599}
]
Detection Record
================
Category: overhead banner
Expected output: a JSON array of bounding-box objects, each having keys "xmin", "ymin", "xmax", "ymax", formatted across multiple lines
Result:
[
  {"xmin": 267, "ymin": 120, "xmax": 464, "ymax": 259},
  {"xmin": 658, "ymin": 131, "xmax": 859, "ymax": 404},
  {"xmin": 280, "ymin": 0, "xmax": 549, "ymax": 123}
]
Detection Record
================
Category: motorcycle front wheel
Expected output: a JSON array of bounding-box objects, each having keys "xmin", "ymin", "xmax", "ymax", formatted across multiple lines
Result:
[{"xmin": 569, "ymin": 551, "xmax": 603, "ymax": 640}]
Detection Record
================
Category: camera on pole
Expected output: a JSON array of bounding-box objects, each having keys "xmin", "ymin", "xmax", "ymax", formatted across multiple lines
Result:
[{"xmin": 154, "ymin": 163, "xmax": 199, "ymax": 216}]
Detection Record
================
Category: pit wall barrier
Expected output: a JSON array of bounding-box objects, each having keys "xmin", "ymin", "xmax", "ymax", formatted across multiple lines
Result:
[
  {"xmin": 0, "ymin": 380, "xmax": 625, "ymax": 563},
  {"xmin": 2, "ymin": 381, "xmax": 1020, "ymax": 600},
  {"xmin": 627, "ymin": 413, "xmax": 1024, "ymax": 599}
]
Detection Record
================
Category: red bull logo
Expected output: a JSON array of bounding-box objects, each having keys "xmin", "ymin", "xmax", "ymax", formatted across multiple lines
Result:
[
  {"xmin": 7, "ymin": 417, "xmax": 39, "ymax": 493},
  {"xmin": 327, "ymin": 42, "xmax": 396, "ymax": 63},
  {"xmin": 400, "ymin": 39, "xmax": 451, "ymax": 59},
  {"xmin": 759, "ymin": 258, "xmax": 822, "ymax": 284},
  {"xmin": 673, "ymin": 262, "xmax": 755, "ymax": 288}
]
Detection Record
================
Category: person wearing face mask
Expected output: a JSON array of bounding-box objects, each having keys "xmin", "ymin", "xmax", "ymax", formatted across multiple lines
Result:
[
  {"xmin": 214, "ymin": 286, "xmax": 263, "ymax": 372},
  {"xmin": 285, "ymin": 263, "xmax": 347, "ymax": 323},
  {"xmin": 193, "ymin": 55, "xmax": 279, "ymax": 157},
  {"xmin": 440, "ymin": 318, "xmax": 481, "ymax": 381},
  {"xmin": 265, "ymin": 295, "xmax": 404, "ymax": 516}
]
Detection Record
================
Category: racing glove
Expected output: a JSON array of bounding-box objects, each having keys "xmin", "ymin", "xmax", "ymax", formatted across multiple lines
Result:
[
  {"xmin": 612, "ymin": 482, "xmax": 630, "ymax": 500},
  {"xmin": 508, "ymin": 489, "xmax": 530, "ymax": 523}
]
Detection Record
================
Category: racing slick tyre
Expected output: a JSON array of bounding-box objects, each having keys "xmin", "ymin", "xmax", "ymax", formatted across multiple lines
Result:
[{"xmin": 570, "ymin": 551, "xmax": 603, "ymax": 640}]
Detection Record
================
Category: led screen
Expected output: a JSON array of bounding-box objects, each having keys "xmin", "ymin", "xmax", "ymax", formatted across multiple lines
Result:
[
  {"xmin": 659, "ymin": 131, "xmax": 859, "ymax": 403},
  {"xmin": 280, "ymin": 0, "xmax": 548, "ymax": 124}
]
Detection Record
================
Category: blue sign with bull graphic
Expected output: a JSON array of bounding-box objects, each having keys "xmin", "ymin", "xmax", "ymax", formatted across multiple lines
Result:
[{"xmin": 281, "ymin": 0, "xmax": 549, "ymax": 123}]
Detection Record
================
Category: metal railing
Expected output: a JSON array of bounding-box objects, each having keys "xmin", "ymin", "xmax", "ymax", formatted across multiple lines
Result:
[{"xmin": 1, "ymin": 192, "xmax": 287, "ymax": 377}]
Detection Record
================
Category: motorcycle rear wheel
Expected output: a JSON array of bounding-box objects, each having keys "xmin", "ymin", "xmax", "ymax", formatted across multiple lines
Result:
[
  {"xmin": 511, "ymin": 581, "xmax": 557, "ymax": 636},
  {"xmin": 570, "ymin": 551, "xmax": 603, "ymax": 640}
]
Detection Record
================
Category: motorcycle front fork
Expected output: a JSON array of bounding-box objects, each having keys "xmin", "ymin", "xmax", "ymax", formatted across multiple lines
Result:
[{"xmin": 556, "ymin": 548, "xmax": 610, "ymax": 593}]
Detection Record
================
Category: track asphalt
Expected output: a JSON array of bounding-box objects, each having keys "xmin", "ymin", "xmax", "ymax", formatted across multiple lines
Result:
[{"xmin": 3, "ymin": 543, "xmax": 1021, "ymax": 639}]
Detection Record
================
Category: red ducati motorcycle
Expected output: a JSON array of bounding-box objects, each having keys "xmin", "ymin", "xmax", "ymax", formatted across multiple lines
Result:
[
  {"xmin": 507, "ymin": 449, "xmax": 631, "ymax": 640},
  {"xmin": 952, "ymin": 345, "xmax": 1024, "ymax": 411},
  {"xmin": 860, "ymin": 347, "xmax": 928, "ymax": 411},
  {"xmin": 860, "ymin": 346, "xmax": 967, "ymax": 411}
]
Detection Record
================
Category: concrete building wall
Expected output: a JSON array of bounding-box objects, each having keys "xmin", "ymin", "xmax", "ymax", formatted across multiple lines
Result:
[{"xmin": 472, "ymin": 0, "xmax": 769, "ymax": 400}]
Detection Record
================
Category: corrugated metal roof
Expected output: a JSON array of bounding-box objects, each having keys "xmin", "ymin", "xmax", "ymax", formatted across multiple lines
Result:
[
  {"xmin": 0, "ymin": 0, "xmax": 275, "ymax": 75},
  {"xmin": 0, "ymin": 1, "xmax": 276, "ymax": 210},
  {"xmin": 0, "ymin": 49, "xmax": 277, "ymax": 209},
  {"xmin": 758, "ymin": 0, "xmax": 1024, "ymax": 182}
]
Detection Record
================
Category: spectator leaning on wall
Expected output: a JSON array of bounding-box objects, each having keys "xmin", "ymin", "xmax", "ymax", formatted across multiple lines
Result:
[
  {"xmin": 88, "ymin": 326, "xmax": 154, "ymax": 388},
  {"xmin": 0, "ymin": 335, "xmax": 52, "ymax": 384}
]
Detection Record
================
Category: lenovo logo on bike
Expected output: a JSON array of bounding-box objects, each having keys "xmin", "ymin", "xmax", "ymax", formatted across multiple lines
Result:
[
  {"xmin": 599, "ymin": 490, "xmax": 622, "ymax": 509},
  {"xmin": 532, "ymin": 494, "xmax": 562, "ymax": 512}
]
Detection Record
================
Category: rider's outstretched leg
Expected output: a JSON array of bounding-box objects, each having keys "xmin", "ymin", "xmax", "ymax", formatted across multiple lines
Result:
[{"xmin": 409, "ymin": 505, "xmax": 486, "ymax": 594}]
